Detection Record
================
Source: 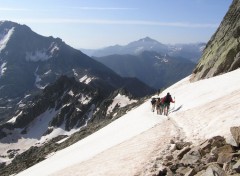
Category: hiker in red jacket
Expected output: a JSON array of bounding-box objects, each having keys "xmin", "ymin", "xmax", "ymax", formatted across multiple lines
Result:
[{"xmin": 161, "ymin": 92, "xmax": 175, "ymax": 116}]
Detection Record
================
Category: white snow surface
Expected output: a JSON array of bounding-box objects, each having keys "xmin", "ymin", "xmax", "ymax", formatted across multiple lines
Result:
[
  {"xmin": 0, "ymin": 109, "xmax": 59, "ymax": 164},
  {"xmin": 0, "ymin": 62, "xmax": 7, "ymax": 77},
  {"xmin": 79, "ymin": 75, "xmax": 94, "ymax": 84},
  {"xmin": 0, "ymin": 27, "xmax": 14, "ymax": 52},
  {"xmin": 155, "ymin": 55, "xmax": 168, "ymax": 63},
  {"xmin": 34, "ymin": 67, "xmax": 48, "ymax": 89},
  {"xmin": 78, "ymin": 94, "xmax": 92, "ymax": 105},
  {"xmin": 7, "ymin": 111, "xmax": 23, "ymax": 123},
  {"xmin": 107, "ymin": 93, "xmax": 137, "ymax": 115},
  {"xmin": 14, "ymin": 68, "xmax": 240, "ymax": 175}
]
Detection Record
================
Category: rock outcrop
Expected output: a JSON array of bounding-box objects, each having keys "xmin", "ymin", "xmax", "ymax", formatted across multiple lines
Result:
[
  {"xmin": 191, "ymin": 0, "xmax": 240, "ymax": 81},
  {"xmin": 139, "ymin": 127, "xmax": 240, "ymax": 176}
]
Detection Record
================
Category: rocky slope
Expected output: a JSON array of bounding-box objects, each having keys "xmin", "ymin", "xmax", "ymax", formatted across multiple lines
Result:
[
  {"xmin": 0, "ymin": 75, "xmax": 145, "ymax": 175},
  {"xmin": 140, "ymin": 129, "xmax": 240, "ymax": 176},
  {"xmin": 192, "ymin": 0, "xmax": 240, "ymax": 81}
]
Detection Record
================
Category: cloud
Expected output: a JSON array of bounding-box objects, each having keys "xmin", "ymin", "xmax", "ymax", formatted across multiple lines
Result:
[
  {"xmin": 69, "ymin": 7, "xmax": 138, "ymax": 10},
  {"xmin": 13, "ymin": 18, "xmax": 218, "ymax": 28},
  {"xmin": 0, "ymin": 8, "xmax": 28, "ymax": 11}
]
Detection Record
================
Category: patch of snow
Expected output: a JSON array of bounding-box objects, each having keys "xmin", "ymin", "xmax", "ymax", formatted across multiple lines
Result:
[
  {"xmin": 0, "ymin": 27, "xmax": 15, "ymax": 52},
  {"xmin": 62, "ymin": 103, "xmax": 71, "ymax": 108},
  {"xmin": 56, "ymin": 137, "xmax": 69, "ymax": 144},
  {"xmin": 93, "ymin": 107, "xmax": 100, "ymax": 115},
  {"xmin": 155, "ymin": 56, "xmax": 168, "ymax": 63},
  {"xmin": 0, "ymin": 108, "xmax": 59, "ymax": 163},
  {"xmin": 18, "ymin": 104, "xmax": 25, "ymax": 108},
  {"xmin": 68, "ymin": 90, "xmax": 74, "ymax": 96},
  {"xmin": 79, "ymin": 75, "xmax": 88, "ymax": 82},
  {"xmin": 49, "ymin": 42, "xmax": 59, "ymax": 55},
  {"xmin": 76, "ymin": 108, "xmax": 81, "ymax": 112},
  {"xmin": 78, "ymin": 94, "xmax": 91, "ymax": 105},
  {"xmin": 41, "ymin": 105, "xmax": 95, "ymax": 145},
  {"xmin": 24, "ymin": 94, "xmax": 31, "ymax": 98},
  {"xmin": 81, "ymin": 104, "xmax": 95, "ymax": 128},
  {"xmin": 44, "ymin": 70, "xmax": 51, "ymax": 75},
  {"xmin": 72, "ymin": 69, "xmax": 78, "ymax": 77},
  {"xmin": 0, "ymin": 62, "xmax": 7, "ymax": 77},
  {"xmin": 85, "ymin": 77, "xmax": 93, "ymax": 84},
  {"xmin": 34, "ymin": 67, "xmax": 48, "ymax": 89},
  {"xmin": 7, "ymin": 111, "xmax": 22, "ymax": 123},
  {"xmin": 107, "ymin": 93, "xmax": 137, "ymax": 115},
  {"xmin": 79, "ymin": 75, "xmax": 94, "ymax": 84}
]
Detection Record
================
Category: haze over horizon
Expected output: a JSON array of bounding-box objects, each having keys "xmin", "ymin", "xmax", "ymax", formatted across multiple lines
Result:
[{"xmin": 0, "ymin": 0, "xmax": 232, "ymax": 49}]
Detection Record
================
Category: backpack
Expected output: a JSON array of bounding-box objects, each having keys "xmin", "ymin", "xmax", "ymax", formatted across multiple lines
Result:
[{"xmin": 164, "ymin": 95, "xmax": 171, "ymax": 104}]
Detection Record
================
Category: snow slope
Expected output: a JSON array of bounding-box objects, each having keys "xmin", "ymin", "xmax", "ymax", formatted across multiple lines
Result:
[{"xmin": 16, "ymin": 68, "xmax": 240, "ymax": 176}]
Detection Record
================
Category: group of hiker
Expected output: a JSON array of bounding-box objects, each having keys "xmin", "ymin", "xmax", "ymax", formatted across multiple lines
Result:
[{"xmin": 151, "ymin": 92, "xmax": 175, "ymax": 116}]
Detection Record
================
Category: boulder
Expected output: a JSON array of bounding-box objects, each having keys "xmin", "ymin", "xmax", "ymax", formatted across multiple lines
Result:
[
  {"xmin": 217, "ymin": 152, "xmax": 234, "ymax": 164},
  {"xmin": 181, "ymin": 148, "xmax": 201, "ymax": 165},
  {"xmin": 230, "ymin": 126, "xmax": 240, "ymax": 147},
  {"xmin": 233, "ymin": 159, "xmax": 240, "ymax": 173},
  {"xmin": 184, "ymin": 168, "xmax": 196, "ymax": 176},
  {"xmin": 177, "ymin": 146, "xmax": 191, "ymax": 160},
  {"xmin": 203, "ymin": 163, "xmax": 227, "ymax": 176},
  {"xmin": 212, "ymin": 144, "xmax": 234, "ymax": 155}
]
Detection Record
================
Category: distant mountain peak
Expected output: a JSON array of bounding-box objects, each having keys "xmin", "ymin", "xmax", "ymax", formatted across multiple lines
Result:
[{"xmin": 138, "ymin": 37, "xmax": 158, "ymax": 43}]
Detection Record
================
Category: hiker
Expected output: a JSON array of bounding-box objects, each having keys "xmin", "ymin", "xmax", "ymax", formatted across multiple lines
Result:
[
  {"xmin": 156, "ymin": 98, "xmax": 162, "ymax": 115},
  {"xmin": 151, "ymin": 98, "xmax": 157, "ymax": 112},
  {"xmin": 161, "ymin": 93, "xmax": 175, "ymax": 116}
]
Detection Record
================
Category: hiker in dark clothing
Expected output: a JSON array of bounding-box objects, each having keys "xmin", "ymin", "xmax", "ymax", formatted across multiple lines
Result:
[
  {"xmin": 161, "ymin": 93, "xmax": 175, "ymax": 116},
  {"xmin": 151, "ymin": 98, "xmax": 157, "ymax": 112},
  {"xmin": 156, "ymin": 98, "xmax": 163, "ymax": 115}
]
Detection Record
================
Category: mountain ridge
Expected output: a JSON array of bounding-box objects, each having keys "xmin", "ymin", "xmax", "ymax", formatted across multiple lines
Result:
[
  {"xmin": 0, "ymin": 21, "xmax": 154, "ymax": 122},
  {"xmin": 81, "ymin": 36, "xmax": 205, "ymax": 63},
  {"xmin": 93, "ymin": 51, "xmax": 196, "ymax": 89}
]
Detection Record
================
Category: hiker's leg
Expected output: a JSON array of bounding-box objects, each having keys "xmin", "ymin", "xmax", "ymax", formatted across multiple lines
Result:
[
  {"xmin": 157, "ymin": 106, "xmax": 160, "ymax": 114},
  {"xmin": 166, "ymin": 104, "xmax": 170, "ymax": 116},
  {"xmin": 160, "ymin": 105, "xmax": 163, "ymax": 115},
  {"xmin": 163, "ymin": 104, "xmax": 167, "ymax": 115}
]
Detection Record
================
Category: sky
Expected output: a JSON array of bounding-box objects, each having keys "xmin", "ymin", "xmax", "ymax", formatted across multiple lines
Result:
[
  {"xmin": 15, "ymin": 67, "xmax": 240, "ymax": 175},
  {"xmin": 0, "ymin": 0, "xmax": 233, "ymax": 49}
]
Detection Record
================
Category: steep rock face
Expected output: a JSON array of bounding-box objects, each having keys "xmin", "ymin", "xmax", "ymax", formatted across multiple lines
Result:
[{"xmin": 191, "ymin": 0, "xmax": 240, "ymax": 81}]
